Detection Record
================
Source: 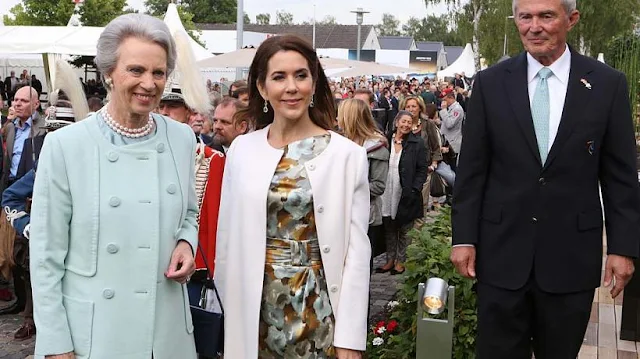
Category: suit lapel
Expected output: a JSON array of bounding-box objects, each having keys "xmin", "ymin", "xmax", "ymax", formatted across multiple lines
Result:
[
  {"xmin": 543, "ymin": 51, "xmax": 593, "ymax": 171},
  {"xmin": 505, "ymin": 53, "xmax": 542, "ymax": 165}
]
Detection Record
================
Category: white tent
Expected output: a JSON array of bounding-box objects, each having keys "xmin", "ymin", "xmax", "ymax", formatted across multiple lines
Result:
[
  {"xmin": 0, "ymin": 4, "xmax": 212, "ymax": 93},
  {"xmin": 437, "ymin": 43, "xmax": 476, "ymax": 79}
]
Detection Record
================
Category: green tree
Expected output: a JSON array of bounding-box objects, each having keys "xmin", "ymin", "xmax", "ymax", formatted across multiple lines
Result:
[
  {"xmin": 423, "ymin": 0, "xmax": 494, "ymax": 70},
  {"xmin": 145, "ymin": 0, "xmax": 238, "ymax": 24},
  {"xmin": 568, "ymin": 0, "xmax": 640, "ymax": 56},
  {"xmin": 375, "ymin": 13, "xmax": 400, "ymax": 36},
  {"xmin": 3, "ymin": 0, "xmax": 74, "ymax": 26},
  {"xmin": 401, "ymin": 15, "xmax": 464, "ymax": 45},
  {"xmin": 255, "ymin": 13, "xmax": 270, "ymax": 25},
  {"xmin": 79, "ymin": 0, "xmax": 128, "ymax": 27},
  {"xmin": 318, "ymin": 15, "xmax": 337, "ymax": 25},
  {"xmin": 144, "ymin": 0, "xmax": 205, "ymax": 46},
  {"xmin": 276, "ymin": 10, "xmax": 294, "ymax": 25},
  {"xmin": 244, "ymin": 12, "xmax": 251, "ymax": 24}
]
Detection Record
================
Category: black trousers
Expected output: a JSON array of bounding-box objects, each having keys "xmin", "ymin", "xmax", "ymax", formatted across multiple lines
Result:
[{"xmin": 477, "ymin": 278, "xmax": 594, "ymax": 359}]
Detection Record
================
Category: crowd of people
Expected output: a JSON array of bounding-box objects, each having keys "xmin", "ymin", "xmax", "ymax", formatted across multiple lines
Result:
[{"xmin": 0, "ymin": 0, "xmax": 639, "ymax": 358}]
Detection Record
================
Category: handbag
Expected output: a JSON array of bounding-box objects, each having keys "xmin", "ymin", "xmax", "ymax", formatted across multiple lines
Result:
[
  {"xmin": 190, "ymin": 242, "xmax": 224, "ymax": 358},
  {"xmin": 429, "ymin": 171, "xmax": 448, "ymax": 198}
]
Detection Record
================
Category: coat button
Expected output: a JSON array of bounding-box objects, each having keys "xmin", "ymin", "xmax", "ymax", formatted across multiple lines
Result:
[
  {"xmin": 322, "ymin": 245, "xmax": 330, "ymax": 253},
  {"xmin": 308, "ymin": 164, "xmax": 316, "ymax": 171},
  {"xmin": 330, "ymin": 285, "xmax": 338, "ymax": 293},
  {"xmin": 156, "ymin": 143, "xmax": 165, "ymax": 153},
  {"xmin": 538, "ymin": 177, "xmax": 546, "ymax": 185},
  {"xmin": 317, "ymin": 205, "xmax": 324, "ymax": 213},
  {"xmin": 167, "ymin": 183, "xmax": 177, "ymax": 194},
  {"xmin": 532, "ymin": 217, "xmax": 538, "ymax": 223},
  {"xmin": 103, "ymin": 288, "xmax": 115, "ymax": 299},
  {"xmin": 109, "ymin": 196, "xmax": 121, "ymax": 207},
  {"xmin": 106, "ymin": 243, "xmax": 119, "ymax": 254},
  {"xmin": 107, "ymin": 151, "xmax": 119, "ymax": 162}
]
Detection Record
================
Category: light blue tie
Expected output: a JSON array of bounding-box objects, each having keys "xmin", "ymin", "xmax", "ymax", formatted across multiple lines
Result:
[{"xmin": 532, "ymin": 67, "xmax": 552, "ymax": 164}]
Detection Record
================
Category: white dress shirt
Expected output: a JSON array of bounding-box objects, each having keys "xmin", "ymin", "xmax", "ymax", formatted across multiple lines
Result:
[
  {"xmin": 454, "ymin": 45, "xmax": 571, "ymax": 248},
  {"xmin": 527, "ymin": 44, "xmax": 571, "ymax": 153}
]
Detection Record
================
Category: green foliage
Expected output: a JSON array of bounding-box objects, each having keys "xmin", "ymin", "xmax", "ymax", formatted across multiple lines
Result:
[
  {"xmin": 3, "ymin": 0, "xmax": 74, "ymax": 26},
  {"xmin": 606, "ymin": 33, "xmax": 640, "ymax": 131},
  {"xmin": 375, "ymin": 13, "xmax": 401, "ymax": 36},
  {"xmin": 145, "ymin": 0, "xmax": 238, "ymax": 24},
  {"xmin": 78, "ymin": 0, "xmax": 128, "ymax": 27},
  {"xmin": 319, "ymin": 15, "xmax": 337, "ymax": 25},
  {"xmin": 401, "ymin": 15, "xmax": 465, "ymax": 46},
  {"xmin": 366, "ymin": 208, "xmax": 478, "ymax": 358},
  {"xmin": 276, "ymin": 10, "xmax": 294, "ymax": 25},
  {"xmin": 255, "ymin": 13, "xmax": 270, "ymax": 25},
  {"xmin": 244, "ymin": 12, "xmax": 251, "ymax": 24},
  {"xmin": 143, "ymin": 0, "xmax": 205, "ymax": 46}
]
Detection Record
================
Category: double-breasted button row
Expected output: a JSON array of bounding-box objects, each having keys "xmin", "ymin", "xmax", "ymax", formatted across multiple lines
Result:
[
  {"xmin": 317, "ymin": 205, "xmax": 325, "ymax": 213},
  {"xmin": 330, "ymin": 284, "xmax": 339, "ymax": 293},
  {"xmin": 106, "ymin": 144, "xmax": 165, "ymax": 163},
  {"xmin": 322, "ymin": 245, "xmax": 330, "ymax": 253},
  {"xmin": 167, "ymin": 183, "xmax": 177, "ymax": 194}
]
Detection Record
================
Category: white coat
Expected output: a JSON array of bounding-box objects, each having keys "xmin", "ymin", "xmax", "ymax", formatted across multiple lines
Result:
[{"xmin": 214, "ymin": 126, "xmax": 372, "ymax": 358}]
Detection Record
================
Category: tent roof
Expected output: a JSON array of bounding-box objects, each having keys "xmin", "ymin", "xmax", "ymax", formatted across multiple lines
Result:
[
  {"xmin": 0, "ymin": 4, "xmax": 211, "ymax": 61},
  {"xmin": 437, "ymin": 43, "xmax": 476, "ymax": 78}
]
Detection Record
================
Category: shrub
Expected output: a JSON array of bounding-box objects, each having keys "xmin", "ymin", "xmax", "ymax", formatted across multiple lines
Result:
[{"xmin": 365, "ymin": 208, "xmax": 478, "ymax": 358}]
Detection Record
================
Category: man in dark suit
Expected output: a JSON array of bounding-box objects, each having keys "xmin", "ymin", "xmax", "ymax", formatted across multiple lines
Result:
[
  {"xmin": 451, "ymin": 0, "xmax": 640, "ymax": 357},
  {"xmin": 4, "ymin": 71, "xmax": 18, "ymax": 107}
]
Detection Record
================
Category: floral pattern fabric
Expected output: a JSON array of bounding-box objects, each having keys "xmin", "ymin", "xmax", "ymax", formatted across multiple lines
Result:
[{"xmin": 259, "ymin": 134, "xmax": 336, "ymax": 359}]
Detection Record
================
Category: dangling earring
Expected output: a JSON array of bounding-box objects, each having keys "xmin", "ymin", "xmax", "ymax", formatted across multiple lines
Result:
[
  {"xmin": 263, "ymin": 100, "xmax": 269, "ymax": 113},
  {"xmin": 104, "ymin": 77, "xmax": 113, "ymax": 89},
  {"xmin": 309, "ymin": 95, "xmax": 315, "ymax": 108}
]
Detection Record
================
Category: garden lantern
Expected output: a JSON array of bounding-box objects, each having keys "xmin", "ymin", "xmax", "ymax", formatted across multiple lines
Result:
[{"xmin": 416, "ymin": 278, "xmax": 455, "ymax": 358}]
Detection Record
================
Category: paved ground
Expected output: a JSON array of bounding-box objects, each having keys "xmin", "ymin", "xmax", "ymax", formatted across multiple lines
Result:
[
  {"xmin": 0, "ymin": 297, "xmax": 33, "ymax": 359},
  {"xmin": 0, "ymin": 234, "xmax": 633, "ymax": 358}
]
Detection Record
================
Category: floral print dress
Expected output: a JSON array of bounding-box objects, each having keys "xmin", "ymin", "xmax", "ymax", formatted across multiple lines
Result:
[{"xmin": 259, "ymin": 134, "xmax": 336, "ymax": 359}]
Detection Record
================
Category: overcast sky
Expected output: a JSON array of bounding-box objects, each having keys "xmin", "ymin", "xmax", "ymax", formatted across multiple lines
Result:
[{"xmin": 1, "ymin": 0, "xmax": 448, "ymax": 26}]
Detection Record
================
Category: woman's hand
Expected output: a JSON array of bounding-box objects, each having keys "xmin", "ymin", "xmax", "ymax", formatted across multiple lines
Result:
[
  {"xmin": 441, "ymin": 146, "xmax": 449, "ymax": 154},
  {"xmin": 335, "ymin": 348, "xmax": 362, "ymax": 359},
  {"xmin": 165, "ymin": 240, "xmax": 196, "ymax": 284},
  {"xmin": 45, "ymin": 353, "xmax": 75, "ymax": 359}
]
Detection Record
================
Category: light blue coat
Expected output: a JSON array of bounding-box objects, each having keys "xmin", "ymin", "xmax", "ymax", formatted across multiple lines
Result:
[{"xmin": 29, "ymin": 113, "xmax": 199, "ymax": 359}]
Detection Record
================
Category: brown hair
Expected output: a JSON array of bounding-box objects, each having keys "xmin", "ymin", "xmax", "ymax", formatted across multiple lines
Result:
[
  {"xmin": 425, "ymin": 103, "xmax": 437, "ymax": 120},
  {"xmin": 236, "ymin": 34, "xmax": 335, "ymax": 130},
  {"xmin": 337, "ymin": 99, "xmax": 383, "ymax": 146},
  {"xmin": 354, "ymin": 88, "xmax": 375, "ymax": 104}
]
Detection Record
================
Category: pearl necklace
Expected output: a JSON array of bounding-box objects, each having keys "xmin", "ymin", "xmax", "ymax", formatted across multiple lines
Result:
[{"xmin": 102, "ymin": 108, "xmax": 154, "ymax": 138}]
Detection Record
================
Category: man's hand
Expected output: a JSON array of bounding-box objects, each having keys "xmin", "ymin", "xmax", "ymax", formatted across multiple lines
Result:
[
  {"xmin": 45, "ymin": 353, "xmax": 75, "ymax": 359},
  {"xmin": 441, "ymin": 101, "xmax": 449, "ymax": 109},
  {"xmin": 165, "ymin": 240, "xmax": 196, "ymax": 284},
  {"xmin": 450, "ymin": 246, "xmax": 476, "ymax": 279},
  {"xmin": 603, "ymin": 254, "xmax": 634, "ymax": 298},
  {"xmin": 336, "ymin": 348, "xmax": 362, "ymax": 359}
]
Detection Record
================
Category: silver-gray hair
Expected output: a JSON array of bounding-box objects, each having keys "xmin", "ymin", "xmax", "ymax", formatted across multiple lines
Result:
[
  {"xmin": 512, "ymin": 0, "xmax": 577, "ymax": 16},
  {"xmin": 94, "ymin": 13, "xmax": 177, "ymax": 88}
]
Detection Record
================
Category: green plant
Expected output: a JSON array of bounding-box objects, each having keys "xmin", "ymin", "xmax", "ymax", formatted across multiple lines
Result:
[{"xmin": 366, "ymin": 208, "xmax": 477, "ymax": 358}]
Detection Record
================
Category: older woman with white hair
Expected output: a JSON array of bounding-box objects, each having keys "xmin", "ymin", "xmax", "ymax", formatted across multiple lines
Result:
[{"xmin": 29, "ymin": 13, "xmax": 198, "ymax": 359}]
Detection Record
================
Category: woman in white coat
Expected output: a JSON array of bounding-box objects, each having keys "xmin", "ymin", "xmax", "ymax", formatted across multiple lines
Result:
[{"xmin": 214, "ymin": 34, "xmax": 371, "ymax": 358}]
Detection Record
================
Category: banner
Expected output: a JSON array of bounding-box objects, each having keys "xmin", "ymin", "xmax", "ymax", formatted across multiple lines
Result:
[{"xmin": 409, "ymin": 51, "xmax": 438, "ymax": 74}]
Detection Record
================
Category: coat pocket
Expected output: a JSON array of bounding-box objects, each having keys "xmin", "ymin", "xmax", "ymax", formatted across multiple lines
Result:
[
  {"xmin": 62, "ymin": 295, "xmax": 94, "ymax": 358},
  {"xmin": 578, "ymin": 209, "xmax": 603, "ymax": 231},
  {"xmin": 480, "ymin": 203, "xmax": 502, "ymax": 224},
  {"xmin": 183, "ymin": 284, "xmax": 195, "ymax": 334}
]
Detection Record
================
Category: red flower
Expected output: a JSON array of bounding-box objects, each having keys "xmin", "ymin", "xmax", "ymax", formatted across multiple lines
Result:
[
  {"xmin": 386, "ymin": 320, "xmax": 398, "ymax": 333},
  {"xmin": 373, "ymin": 321, "xmax": 386, "ymax": 334}
]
